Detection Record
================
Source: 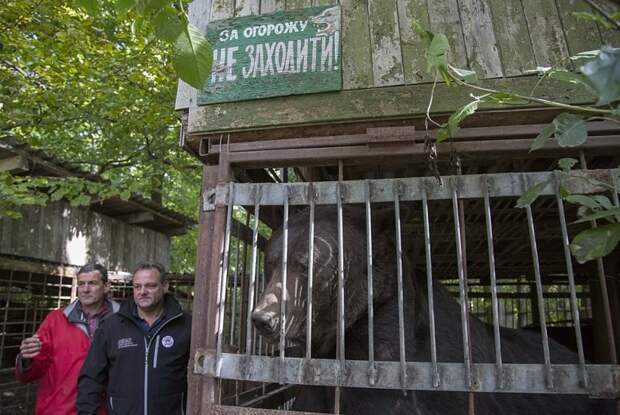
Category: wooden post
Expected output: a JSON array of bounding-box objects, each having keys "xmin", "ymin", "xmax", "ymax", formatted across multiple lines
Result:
[{"xmin": 186, "ymin": 154, "xmax": 232, "ymax": 414}]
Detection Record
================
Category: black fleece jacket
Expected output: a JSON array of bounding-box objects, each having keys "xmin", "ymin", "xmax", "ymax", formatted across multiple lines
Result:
[{"xmin": 77, "ymin": 294, "xmax": 191, "ymax": 415}]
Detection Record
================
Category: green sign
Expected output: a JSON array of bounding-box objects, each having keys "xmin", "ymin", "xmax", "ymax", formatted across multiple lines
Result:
[{"xmin": 198, "ymin": 5, "xmax": 342, "ymax": 105}]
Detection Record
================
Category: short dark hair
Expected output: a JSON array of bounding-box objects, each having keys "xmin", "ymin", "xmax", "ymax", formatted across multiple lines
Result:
[
  {"xmin": 76, "ymin": 263, "xmax": 108, "ymax": 283},
  {"xmin": 133, "ymin": 262, "xmax": 166, "ymax": 282}
]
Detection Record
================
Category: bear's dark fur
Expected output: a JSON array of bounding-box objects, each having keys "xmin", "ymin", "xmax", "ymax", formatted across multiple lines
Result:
[{"xmin": 252, "ymin": 206, "xmax": 611, "ymax": 414}]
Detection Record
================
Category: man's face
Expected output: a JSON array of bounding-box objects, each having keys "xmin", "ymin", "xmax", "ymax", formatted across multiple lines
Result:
[
  {"xmin": 77, "ymin": 271, "xmax": 109, "ymax": 308},
  {"xmin": 133, "ymin": 268, "xmax": 168, "ymax": 312}
]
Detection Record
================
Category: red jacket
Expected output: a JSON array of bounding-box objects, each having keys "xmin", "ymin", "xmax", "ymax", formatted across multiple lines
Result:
[{"xmin": 15, "ymin": 300, "xmax": 119, "ymax": 415}]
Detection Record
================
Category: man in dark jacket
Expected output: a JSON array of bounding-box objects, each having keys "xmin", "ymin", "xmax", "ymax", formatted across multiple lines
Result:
[
  {"xmin": 77, "ymin": 262, "xmax": 191, "ymax": 415},
  {"xmin": 16, "ymin": 263, "xmax": 118, "ymax": 415}
]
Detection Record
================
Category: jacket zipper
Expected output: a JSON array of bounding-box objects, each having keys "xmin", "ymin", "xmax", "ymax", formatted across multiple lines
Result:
[
  {"xmin": 153, "ymin": 335, "xmax": 160, "ymax": 369},
  {"xmin": 141, "ymin": 312, "xmax": 184, "ymax": 415}
]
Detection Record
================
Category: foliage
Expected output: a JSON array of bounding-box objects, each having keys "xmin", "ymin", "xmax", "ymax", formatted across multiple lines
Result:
[
  {"xmin": 416, "ymin": 19, "xmax": 620, "ymax": 264},
  {"xmin": 77, "ymin": 0, "xmax": 213, "ymax": 89},
  {"xmin": 1, "ymin": 0, "xmax": 202, "ymax": 273}
]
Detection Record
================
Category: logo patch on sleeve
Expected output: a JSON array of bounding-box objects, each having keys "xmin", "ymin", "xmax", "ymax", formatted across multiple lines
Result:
[
  {"xmin": 118, "ymin": 337, "xmax": 138, "ymax": 349},
  {"xmin": 161, "ymin": 335, "xmax": 174, "ymax": 348}
]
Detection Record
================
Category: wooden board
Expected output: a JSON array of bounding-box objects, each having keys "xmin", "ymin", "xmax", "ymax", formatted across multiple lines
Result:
[
  {"xmin": 368, "ymin": 0, "xmax": 405, "ymax": 86},
  {"xmin": 487, "ymin": 0, "xmax": 536, "ymax": 76},
  {"xmin": 199, "ymin": 6, "xmax": 342, "ymax": 105},
  {"xmin": 188, "ymin": 76, "xmax": 595, "ymax": 133},
  {"xmin": 175, "ymin": 0, "xmax": 213, "ymax": 110},
  {"xmin": 0, "ymin": 201, "xmax": 171, "ymax": 272},
  {"xmin": 458, "ymin": 0, "xmax": 502, "ymax": 78},
  {"xmin": 397, "ymin": 0, "xmax": 433, "ymax": 84},
  {"xmin": 260, "ymin": 0, "xmax": 285, "ymax": 13},
  {"xmin": 556, "ymin": 0, "xmax": 602, "ymax": 57},
  {"xmin": 521, "ymin": 0, "xmax": 570, "ymax": 67},
  {"xmin": 341, "ymin": 0, "xmax": 373, "ymax": 89},
  {"xmin": 427, "ymin": 0, "xmax": 468, "ymax": 68}
]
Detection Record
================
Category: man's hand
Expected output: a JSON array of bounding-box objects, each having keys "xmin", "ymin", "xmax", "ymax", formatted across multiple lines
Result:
[{"xmin": 20, "ymin": 335, "xmax": 42, "ymax": 359}]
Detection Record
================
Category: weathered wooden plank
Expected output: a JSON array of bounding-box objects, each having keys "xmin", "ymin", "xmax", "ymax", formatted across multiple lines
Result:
[
  {"xmin": 397, "ymin": 0, "xmax": 432, "ymax": 84},
  {"xmin": 427, "ymin": 0, "xmax": 468, "ymax": 68},
  {"xmin": 260, "ymin": 0, "xmax": 285, "ymax": 13},
  {"xmin": 458, "ymin": 0, "xmax": 502, "ymax": 78},
  {"xmin": 188, "ymin": 76, "xmax": 595, "ymax": 133},
  {"xmin": 175, "ymin": 0, "xmax": 213, "ymax": 111},
  {"xmin": 521, "ymin": 0, "xmax": 570, "ymax": 67},
  {"xmin": 341, "ymin": 0, "xmax": 373, "ymax": 89},
  {"xmin": 595, "ymin": 0, "xmax": 620, "ymax": 47},
  {"xmin": 0, "ymin": 216, "xmax": 13, "ymax": 256},
  {"xmin": 285, "ymin": 0, "xmax": 312, "ymax": 11},
  {"xmin": 556, "ymin": 0, "xmax": 602, "ymax": 56},
  {"xmin": 211, "ymin": 0, "xmax": 235, "ymax": 20},
  {"xmin": 487, "ymin": 0, "xmax": 536, "ymax": 76},
  {"xmin": 368, "ymin": 0, "xmax": 405, "ymax": 86},
  {"xmin": 235, "ymin": 0, "xmax": 260, "ymax": 16}
]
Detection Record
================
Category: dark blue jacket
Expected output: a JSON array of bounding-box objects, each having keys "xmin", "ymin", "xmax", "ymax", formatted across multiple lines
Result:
[{"xmin": 77, "ymin": 294, "xmax": 191, "ymax": 415}]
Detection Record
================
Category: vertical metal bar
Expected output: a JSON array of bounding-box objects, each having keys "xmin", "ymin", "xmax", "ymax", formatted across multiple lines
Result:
[
  {"xmin": 336, "ymin": 180, "xmax": 346, "ymax": 365},
  {"xmin": 238, "ymin": 213, "xmax": 251, "ymax": 352},
  {"xmin": 335, "ymin": 163, "xmax": 345, "ymax": 414},
  {"xmin": 258, "ymin": 251, "xmax": 265, "ymax": 356},
  {"xmin": 365, "ymin": 180, "xmax": 376, "ymax": 385},
  {"xmin": 279, "ymin": 185, "xmax": 290, "ymax": 370},
  {"xmin": 306, "ymin": 183, "xmax": 316, "ymax": 360},
  {"xmin": 245, "ymin": 186, "xmax": 262, "ymax": 354},
  {"xmin": 0, "ymin": 270, "xmax": 14, "ymax": 365},
  {"xmin": 482, "ymin": 176, "xmax": 503, "ymax": 387},
  {"xmin": 612, "ymin": 170, "xmax": 620, "ymax": 207},
  {"xmin": 216, "ymin": 182, "xmax": 235, "ymax": 377},
  {"xmin": 230, "ymin": 219, "xmax": 241, "ymax": 345},
  {"xmin": 580, "ymin": 157, "xmax": 617, "ymax": 364},
  {"xmin": 421, "ymin": 185, "xmax": 439, "ymax": 388},
  {"xmin": 451, "ymin": 179, "xmax": 472, "ymax": 389},
  {"xmin": 525, "ymin": 205, "xmax": 553, "ymax": 389},
  {"xmin": 393, "ymin": 182, "xmax": 408, "ymax": 390},
  {"xmin": 555, "ymin": 175, "xmax": 587, "ymax": 387}
]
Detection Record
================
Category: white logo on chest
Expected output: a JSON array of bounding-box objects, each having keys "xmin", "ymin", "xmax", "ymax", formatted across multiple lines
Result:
[{"xmin": 161, "ymin": 335, "xmax": 174, "ymax": 348}]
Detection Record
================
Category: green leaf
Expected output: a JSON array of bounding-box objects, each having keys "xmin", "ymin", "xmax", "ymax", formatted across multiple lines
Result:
[
  {"xmin": 412, "ymin": 20, "xmax": 433, "ymax": 46},
  {"xmin": 593, "ymin": 195, "xmax": 614, "ymax": 210},
  {"xmin": 426, "ymin": 33, "xmax": 449, "ymax": 73},
  {"xmin": 486, "ymin": 92, "xmax": 529, "ymax": 105},
  {"xmin": 115, "ymin": 0, "xmax": 137, "ymax": 14},
  {"xmin": 573, "ymin": 207, "xmax": 620, "ymax": 224},
  {"xmin": 515, "ymin": 180, "xmax": 550, "ymax": 208},
  {"xmin": 580, "ymin": 47, "xmax": 620, "ymax": 105},
  {"xmin": 120, "ymin": 190, "xmax": 131, "ymax": 200},
  {"xmin": 144, "ymin": 0, "xmax": 171, "ymax": 12},
  {"xmin": 71, "ymin": 194, "xmax": 91, "ymax": 206},
  {"xmin": 553, "ymin": 113, "xmax": 587, "ymax": 147},
  {"xmin": 173, "ymin": 24, "xmax": 213, "ymax": 89},
  {"xmin": 558, "ymin": 158, "xmax": 577, "ymax": 172},
  {"xmin": 571, "ymin": 11, "xmax": 614, "ymax": 30},
  {"xmin": 77, "ymin": 0, "xmax": 99, "ymax": 15},
  {"xmin": 436, "ymin": 100, "xmax": 480, "ymax": 143},
  {"xmin": 570, "ymin": 223, "xmax": 620, "ymax": 263},
  {"xmin": 565, "ymin": 194, "xmax": 602, "ymax": 210},
  {"xmin": 450, "ymin": 66, "xmax": 478, "ymax": 83},
  {"xmin": 530, "ymin": 123, "xmax": 555, "ymax": 152},
  {"xmin": 548, "ymin": 70, "xmax": 596, "ymax": 95},
  {"xmin": 153, "ymin": 8, "xmax": 184, "ymax": 42}
]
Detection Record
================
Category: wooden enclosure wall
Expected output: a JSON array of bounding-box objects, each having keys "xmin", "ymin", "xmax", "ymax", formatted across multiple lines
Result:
[
  {"xmin": 0, "ymin": 201, "xmax": 171, "ymax": 272},
  {"xmin": 181, "ymin": 0, "xmax": 620, "ymax": 133}
]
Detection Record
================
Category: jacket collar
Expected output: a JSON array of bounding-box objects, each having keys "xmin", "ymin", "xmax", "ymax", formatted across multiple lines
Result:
[
  {"xmin": 64, "ymin": 298, "xmax": 120, "ymax": 324},
  {"xmin": 119, "ymin": 293, "xmax": 183, "ymax": 323}
]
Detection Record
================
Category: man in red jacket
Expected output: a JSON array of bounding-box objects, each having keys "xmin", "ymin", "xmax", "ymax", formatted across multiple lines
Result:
[{"xmin": 15, "ymin": 263, "xmax": 120, "ymax": 415}]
